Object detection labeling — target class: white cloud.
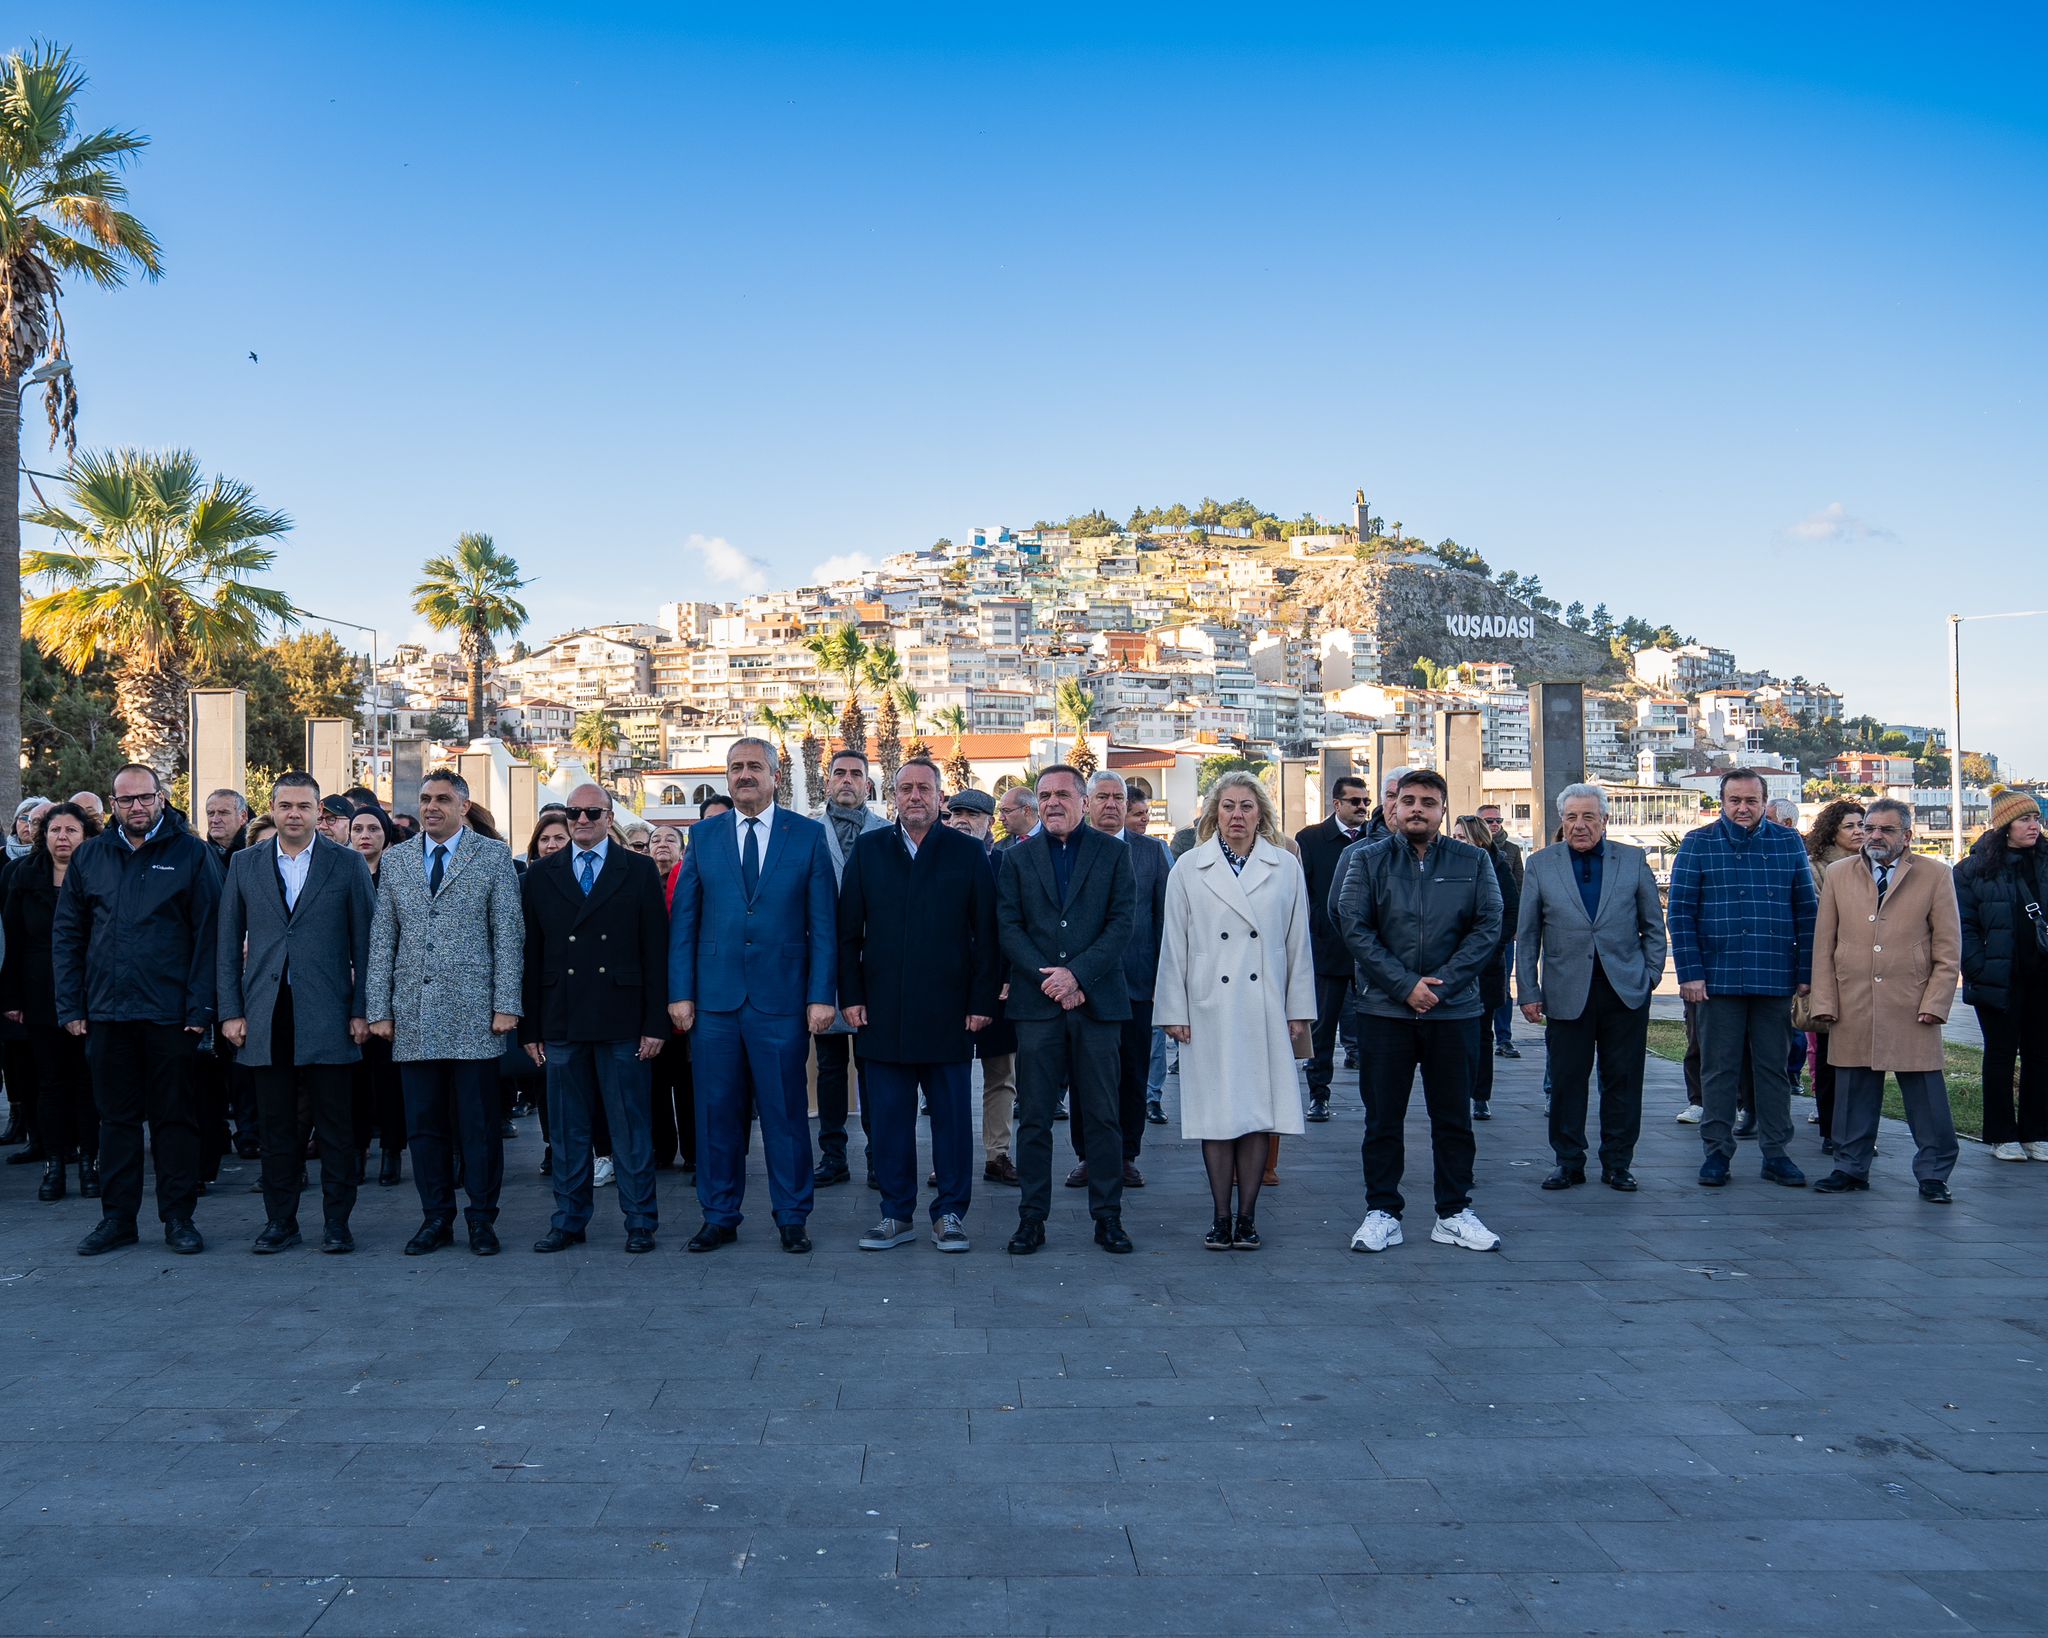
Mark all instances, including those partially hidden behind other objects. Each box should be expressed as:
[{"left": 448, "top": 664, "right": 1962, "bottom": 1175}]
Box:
[
  {"left": 683, "top": 532, "right": 769, "bottom": 594},
  {"left": 811, "top": 552, "right": 876, "bottom": 584},
  {"left": 1786, "top": 502, "right": 1896, "bottom": 544}
]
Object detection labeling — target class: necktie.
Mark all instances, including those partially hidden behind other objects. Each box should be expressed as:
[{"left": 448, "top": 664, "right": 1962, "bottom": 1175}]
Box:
[
  {"left": 1874, "top": 863, "right": 1891, "bottom": 909},
  {"left": 741, "top": 818, "right": 761, "bottom": 897},
  {"left": 578, "top": 851, "right": 596, "bottom": 895},
  {"left": 429, "top": 843, "right": 446, "bottom": 895}
]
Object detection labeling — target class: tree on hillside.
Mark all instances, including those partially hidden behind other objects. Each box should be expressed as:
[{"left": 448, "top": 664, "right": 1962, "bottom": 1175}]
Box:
[
  {"left": 935, "top": 704, "right": 973, "bottom": 794},
  {"left": 23, "top": 448, "right": 295, "bottom": 779},
  {"left": 412, "top": 532, "right": 528, "bottom": 738},
  {"left": 864, "top": 641, "right": 903, "bottom": 789},
  {"left": 1, "top": 41, "right": 164, "bottom": 820}
]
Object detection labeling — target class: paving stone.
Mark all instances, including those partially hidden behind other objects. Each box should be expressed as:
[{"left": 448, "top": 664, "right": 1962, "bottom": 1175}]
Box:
[
  {"left": 0, "top": 1573, "right": 339, "bottom": 1636},
  {"left": 304, "top": 1576, "right": 702, "bottom": 1636},
  {"left": 1500, "top": 1568, "right": 1973, "bottom": 1633},
  {"left": 689, "top": 1574, "right": 1005, "bottom": 1636}
]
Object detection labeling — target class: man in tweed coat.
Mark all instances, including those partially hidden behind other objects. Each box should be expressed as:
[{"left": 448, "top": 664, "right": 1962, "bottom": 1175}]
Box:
[
  {"left": 367, "top": 770, "right": 525, "bottom": 1256},
  {"left": 1666, "top": 767, "right": 1818, "bottom": 1190}
]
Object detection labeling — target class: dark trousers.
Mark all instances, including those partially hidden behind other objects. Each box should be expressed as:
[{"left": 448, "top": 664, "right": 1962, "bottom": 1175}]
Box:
[
  {"left": 2, "top": 1034, "right": 38, "bottom": 1140},
  {"left": 1811, "top": 1038, "right": 1835, "bottom": 1139},
  {"left": 1359, "top": 1014, "right": 1477, "bottom": 1220},
  {"left": 190, "top": 1037, "right": 235, "bottom": 1180},
  {"left": 694, "top": 1003, "right": 813, "bottom": 1229},
  {"left": 814, "top": 1032, "right": 868, "bottom": 1161},
  {"left": 1071, "top": 999, "right": 1152, "bottom": 1164},
  {"left": 1544, "top": 966, "right": 1647, "bottom": 1172},
  {"left": 87, "top": 1021, "right": 201, "bottom": 1225},
  {"left": 1468, "top": 1018, "right": 1496, "bottom": 1104},
  {"left": 1977, "top": 999, "right": 2048, "bottom": 1146},
  {"left": 1306, "top": 972, "right": 1354, "bottom": 1095},
  {"left": 865, "top": 1058, "right": 972, "bottom": 1224},
  {"left": 252, "top": 986, "right": 358, "bottom": 1231},
  {"left": 1683, "top": 999, "right": 1756, "bottom": 1114},
  {"left": 1699, "top": 994, "right": 1794, "bottom": 1160},
  {"left": 401, "top": 1058, "right": 503, "bottom": 1226},
  {"left": 1832, "top": 1066, "right": 1958, "bottom": 1182},
  {"left": 353, "top": 1034, "right": 405, "bottom": 1154},
  {"left": 546, "top": 1040, "right": 657, "bottom": 1233},
  {"left": 1016, "top": 1012, "right": 1123, "bottom": 1225},
  {"left": 29, "top": 1024, "right": 95, "bottom": 1159},
  {"left": 648, "top": 1033, "right": 695, "bottom": 1169}
]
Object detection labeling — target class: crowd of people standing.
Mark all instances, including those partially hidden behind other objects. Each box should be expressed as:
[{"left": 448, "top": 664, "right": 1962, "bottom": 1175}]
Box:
[{"left": 1, "top": 750, "right": 2038, "bottom": 1262}]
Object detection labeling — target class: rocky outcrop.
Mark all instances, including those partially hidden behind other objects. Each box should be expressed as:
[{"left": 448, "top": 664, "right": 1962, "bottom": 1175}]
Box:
[{"left": 1282, "top": 557, "right": 1623, "bottom": 685}]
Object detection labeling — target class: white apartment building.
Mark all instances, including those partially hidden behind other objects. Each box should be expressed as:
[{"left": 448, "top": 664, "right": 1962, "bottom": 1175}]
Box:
[
  {"left": 1632, "top": 643, "right": 1736, "bottom": 694},
  {"left": 1755, "top": 679, "right": 1846, "bottom": 723},
  {"left": 1585, "top": 692, "right": 1633, "bottom": 779},
  {"left": 496, "top": 698, "right": 574, "bottom": 745},
  {"left": 1248, "top": 630, "right": 1320, "bottom": 693},
  {"left": 1319, "top": 629, "right": 1381, "bottom": 690},
  {"left": 502, "top": 630, "right": 653, "bottom": 708},
  {"left": 1695, "top": 689, "right": 1767, "bottom": 755}
]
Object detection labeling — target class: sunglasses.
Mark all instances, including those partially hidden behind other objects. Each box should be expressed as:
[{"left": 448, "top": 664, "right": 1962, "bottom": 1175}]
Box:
[{"left": 564, "top": 805, "right": 610, "bottom": 822}]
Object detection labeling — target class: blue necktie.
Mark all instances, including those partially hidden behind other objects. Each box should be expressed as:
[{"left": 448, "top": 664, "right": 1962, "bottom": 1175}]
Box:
[
  {"left": 578, "top": 851, "right": 596, "bottom": 895},
  {"left": 429, "top": 843, "right": 446, "bottom": 895},
  {"left": 741, "top": 818, "right": 761, "bottom": 897}
]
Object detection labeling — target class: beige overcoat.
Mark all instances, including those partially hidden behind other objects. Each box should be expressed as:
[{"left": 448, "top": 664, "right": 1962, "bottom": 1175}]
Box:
[{"left": 1808, "top": 852, "right": 1961, "bottom": 1073}]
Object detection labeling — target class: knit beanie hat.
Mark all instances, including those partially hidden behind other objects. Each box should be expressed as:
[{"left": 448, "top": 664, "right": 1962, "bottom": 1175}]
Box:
[{"left": 1989, "top": 787, "right": 2042, "bottom": 833}]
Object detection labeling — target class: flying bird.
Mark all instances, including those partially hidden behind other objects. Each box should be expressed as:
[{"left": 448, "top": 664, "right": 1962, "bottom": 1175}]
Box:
[{"left": 248, "top": 351, "right": 259, "bottom": 363}]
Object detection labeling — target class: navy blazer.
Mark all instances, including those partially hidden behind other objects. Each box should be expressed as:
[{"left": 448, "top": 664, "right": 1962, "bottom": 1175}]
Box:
[
  {"left": 521, "top": 843, "right": 671, "bottom": 1044},
  {"left": 667, "top": 806, "right": 837, "bottom": 1017}
]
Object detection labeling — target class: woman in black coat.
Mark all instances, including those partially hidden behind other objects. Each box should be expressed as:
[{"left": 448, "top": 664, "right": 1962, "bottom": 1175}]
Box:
[
  {"left": 1955, "top": 792, "right": 2047, "bottom": 1160},
  {"left": 1457, "top": 816, "right": 1521, "bottom": 1120},
  {"left": 1, "top": 803, "right": 103, "bottom": 1200},
  {"left": 348, "top": 808, "right": 409, "bottom": 1185}
]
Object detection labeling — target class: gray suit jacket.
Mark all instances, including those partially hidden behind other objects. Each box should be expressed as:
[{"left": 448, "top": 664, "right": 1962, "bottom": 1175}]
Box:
[
  {"left": 365, "top": 829, "right": 525, "bottom": 1062},
  {"left": 1514, "top": 838, "right": 1667, "bottom": 1020},
  {"left": 818, "top": 804, "right": 888, "bottom": 1033},
  {"left": 216, "top": 835, "right": 376, "bottom": 1067},
  {"left": 996, "top": 825, "right": 1135, "bottom": 1024}
]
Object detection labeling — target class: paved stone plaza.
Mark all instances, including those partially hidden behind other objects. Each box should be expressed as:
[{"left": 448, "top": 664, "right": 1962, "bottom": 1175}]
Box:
[{"left": 0, "top": 1043, "right": 2042, "bottom": 1636}]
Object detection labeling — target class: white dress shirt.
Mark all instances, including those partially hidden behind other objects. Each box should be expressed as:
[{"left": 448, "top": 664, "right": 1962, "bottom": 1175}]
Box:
[
  {"left": 276, "top": 837, "right": 315, "bottom": 913},
  {"left": 572, "top": 836, "right": 609, "bottom": 886}
]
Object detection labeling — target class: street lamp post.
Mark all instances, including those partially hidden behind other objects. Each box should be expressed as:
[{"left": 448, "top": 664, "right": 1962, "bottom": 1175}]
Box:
[
  {"left": 294, "top": 608, "right": 382, "bottom": 796},
  {"left": 1946, "top": 608, "right": 2048, "bottom": 862}
]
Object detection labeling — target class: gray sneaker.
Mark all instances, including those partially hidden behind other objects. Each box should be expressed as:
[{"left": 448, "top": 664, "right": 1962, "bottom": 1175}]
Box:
[
  {"left": 859, "top": 1216, "right": 917, "bottom": 1250},
  {"left": 932, "top": 1214, "right": 970, "bottom": 1253}
]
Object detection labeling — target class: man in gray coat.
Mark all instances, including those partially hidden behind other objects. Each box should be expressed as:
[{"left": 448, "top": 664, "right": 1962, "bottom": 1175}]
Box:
[
  {"left": 1515, "top": 784, "right": 1666, "bottom": 1193},
  {"left": 217, "top": 772, "right": 376, "bottom": 1254},
  {"left": 813, "top": 748, "right": 889, "bottom": 1187},
  {"left": 366, "top": 769, "right": 524, "bottom": 1257}
]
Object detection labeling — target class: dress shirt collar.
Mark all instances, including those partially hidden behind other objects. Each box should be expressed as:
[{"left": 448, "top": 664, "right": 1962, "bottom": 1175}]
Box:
[
  {"left": 573, "top": 836, "right": 609, "bottom": 874},
  {"left": 734, "top": 804, "right": 775, "bottom": 847}
]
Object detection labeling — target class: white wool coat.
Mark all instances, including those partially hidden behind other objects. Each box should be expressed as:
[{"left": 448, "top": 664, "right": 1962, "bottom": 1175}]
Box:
[{"left": 1153, "top": 835, "right": 1316, "bottom": 1141}]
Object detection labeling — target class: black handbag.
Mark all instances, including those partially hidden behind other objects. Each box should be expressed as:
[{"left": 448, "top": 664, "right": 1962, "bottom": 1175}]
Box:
[{"left": 2026, "top": 900, "right": 2048, "bottom": 956}]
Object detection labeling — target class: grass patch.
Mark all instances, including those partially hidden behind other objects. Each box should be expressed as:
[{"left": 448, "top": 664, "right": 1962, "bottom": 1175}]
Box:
[{"left": 1642, "top": 1017, "right": 1986, "bottom": 1140}]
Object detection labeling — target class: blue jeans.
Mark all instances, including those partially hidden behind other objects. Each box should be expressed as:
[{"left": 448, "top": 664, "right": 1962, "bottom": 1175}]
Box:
[
  {"left": 1492, "top": 1001, "right": 1515, "bottom": 1048},
  {"left": 863, "top": 1058, "right": 972, "bottom": 1224},
  {"left": 545, "top": 1040, "right": 657, "bottom": 1233},
  {"left": 1147, "top": 1026, "right": 1168, "bottom": 1099},
  {"left": 693, "top": 1003, "right": 813, "bottom": 1228}
]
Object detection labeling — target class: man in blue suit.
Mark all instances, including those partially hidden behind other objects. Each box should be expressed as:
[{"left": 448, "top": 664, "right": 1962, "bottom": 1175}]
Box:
[{"left": 667, "top": 737, "right": 838, "bottom": 1254}]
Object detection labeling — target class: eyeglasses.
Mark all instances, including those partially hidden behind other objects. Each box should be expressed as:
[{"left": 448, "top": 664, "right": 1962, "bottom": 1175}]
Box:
[
  {"left": 564, "top": 805, "right": 610, "bottom": 821},
  {"left": 112, "top": 792, "right": 160, "bottom": 807}
]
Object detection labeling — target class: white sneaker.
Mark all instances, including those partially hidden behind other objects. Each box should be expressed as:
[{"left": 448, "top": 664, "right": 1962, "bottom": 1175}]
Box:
[
  {"left": 592, "top": 1156, "right": 616, "bottom": 1188},
  {"left": 1349, "top": 1211, "right": 1403, "bottom": 1253},
  {"left": 1993, "top": 1142, "right": 2029, "bottom": 1162},
  {"left": 1431, "top": 1209, "right": 1501, "bottom": 1252},
  {"left": 859, "top": 1216, "right": 917, "bottom": 1250},
  {"left": 1675, "top": 1104, "right": 1704, "bottom": 1125},
  {"left": 2024, "top": 1142, "right": 2048, "bottom": 1162}
]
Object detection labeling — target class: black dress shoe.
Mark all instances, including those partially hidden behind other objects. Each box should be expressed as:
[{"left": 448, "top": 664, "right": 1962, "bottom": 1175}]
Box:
[
  {"left": 1230, "top": 1214, "right": 1260, "bottom": 1250},
  {"left": 1094, "top": 1217, "right": 1134, "bottom": 1254},
  {"left": 1541, "top": 1165, "right": 1586, "bottom": 1190},
  {"left": 1919, "top": 1179, "right": 1953, "bottom": 1204},
  {"left": 1472, "top": 1100, "right": 1491, "bottom": 1121},
  {"left": 687, "top": 1222, "right": 737, "bottom": 1253},
  {"left": 1122, "top": 1162, "right": 1144, "bottom": 1188},
  {"left": 1734, "top": 1114, "right": 1758, "bottom": 1139},
  {"left": 78, "top": 1158, "right": 100, "bottom": 1198},
  {"left": 164, "top": 1217, "right": 204, "bottom": 1255},
  {"left": 0, "top": 1117, "right": 24, "bottom": 1146},
  {"left": 1306, "top": 1097, "right": 1331, "bottom": 1122},
  {"left": 1007, "top": 1219, "right": 1045, "bottom": 1255},
  {"left": 1146, "top": 1099, "right": 1168, "bottom": 1125},
  {"left": 625, "top": 1227, "right": 657, "bottom": 1253},
  {"left": 984, "top": 1154, "right": 1019, "bottom": 1185},
  {"left": 7, "top": 1143, "right": 47, "bottom": 1164},
  {"left": 499, "top": 1119, "right": 517, "bottom": 1139},
  {"left": 539, "top": 1145, "right": 552, "bottom": 1178},
  {"left": 77, "top": 1216, "right": 139, "bottom": 1257},
  {"left": 1065, "top": 1162, "right": 1089, "bottom": 1188},
  {"left": 1601, "top": 1168, "right": 1639, "bottom": 1192},
  {"left": 532, "top": 1227, "right": 586, "bottom": 1253},
  {"left": 1814, "top": 1170, "right": 1870, "bottom": 1193},
  {"left": 404, "top": 1219, "right": 454, "bottom": 1256},
  {"left": 814, "top": 1158, "right": 850, "bottom": 1186},
  {"left": 252, "top": 1221, "right": 301, "bottom": 1254},
  {"left": 469, "top": 1223, "right": 501, "bottom": 1256},
  {"left": 321, "top": 1224, "right": 355, "bottom": 1254},
  {"left": 234, "top": 1132, "right": 262, "bottom": 1160},
  {"left": 378, "top": 1150, "right": 402, "bottom": 1186},
  {"left": 779, "top": 1223, "right": 811, "bottom": 1254},
  {"left": 37, "top": 1158, "right": 65, "bottom": 1202}
]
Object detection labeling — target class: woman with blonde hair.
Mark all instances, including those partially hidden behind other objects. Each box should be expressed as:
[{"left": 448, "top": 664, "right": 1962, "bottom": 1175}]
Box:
[{"left": 1153, "top": 771, "right": 1317, "bottom": 1249}]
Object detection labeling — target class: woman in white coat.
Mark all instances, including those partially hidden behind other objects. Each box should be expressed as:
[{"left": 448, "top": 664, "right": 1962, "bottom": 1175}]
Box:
[{"left": 1154, "top": 771, "right": 1317, "bottom": 1250}]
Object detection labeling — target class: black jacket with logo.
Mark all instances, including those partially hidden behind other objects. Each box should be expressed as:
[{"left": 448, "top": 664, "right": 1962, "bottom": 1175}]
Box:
[{"left": 53, "top": 807, "right": 223, "bottom": 1029}]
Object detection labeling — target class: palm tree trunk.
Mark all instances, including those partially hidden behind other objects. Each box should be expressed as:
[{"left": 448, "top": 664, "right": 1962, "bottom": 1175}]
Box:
[
  {"left": 468, "top": 661, "right": 484, "bottom": 741},
  {"left": 116, "top": 661, "right": 186, "bottom": 783},
  {"left": 0, "top": 374, "right": 22, "bottom": 819}
]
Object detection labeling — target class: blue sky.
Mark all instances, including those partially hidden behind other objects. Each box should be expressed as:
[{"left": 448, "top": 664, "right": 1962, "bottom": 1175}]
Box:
[{"left": 29, "top": 3, "right": 2048, "bottom": 772}]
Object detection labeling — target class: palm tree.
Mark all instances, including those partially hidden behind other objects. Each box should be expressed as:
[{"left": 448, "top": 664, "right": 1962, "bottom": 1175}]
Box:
[
  {"left": 750, "top": 703, "right": 796, "bottom": 807},
  {"left": 2, "top": 43, "right": 164, "bottom": 818},
  {"left": 570, "top": 708, "right": 621, "bottom": 766},
  {"left": 412, "top": 533, "right": 529, "bottom": 740},
  {"left": 790, "top": 690, "right": 836, "bottom": 809},
  {"left": 1056, "top": 678, "right": 1097, "bottom": 778},
  {"left": 22, "top": 448, "right": 293, "bottom": 779},
  {"left": 896, "top": 684, "right": 930, "bottom": 760},
  {"left": 864, "top": 642, "right": 904, "bottom": 790},
  {"left": 935, "top": 704, "right": 973, "bottom": 794},
  {"left": 803, "top": 622, "right": 869, "bottom": 753}
]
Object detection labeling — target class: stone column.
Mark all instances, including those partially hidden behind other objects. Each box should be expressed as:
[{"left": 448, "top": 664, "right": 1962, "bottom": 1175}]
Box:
[{"left": 1529, "top": 682, "right": 1586, "bottom": 839}]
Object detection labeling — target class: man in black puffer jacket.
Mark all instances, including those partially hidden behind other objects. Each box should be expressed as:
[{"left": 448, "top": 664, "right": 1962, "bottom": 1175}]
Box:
[{"left": 53, "top": 765, "right": 223, "bottom": 1257}]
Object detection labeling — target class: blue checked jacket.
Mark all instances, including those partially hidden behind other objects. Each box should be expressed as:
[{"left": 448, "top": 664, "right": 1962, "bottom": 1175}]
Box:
[{"left": 1666, "top": 817, "right": 1817, "bottom": 996}]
